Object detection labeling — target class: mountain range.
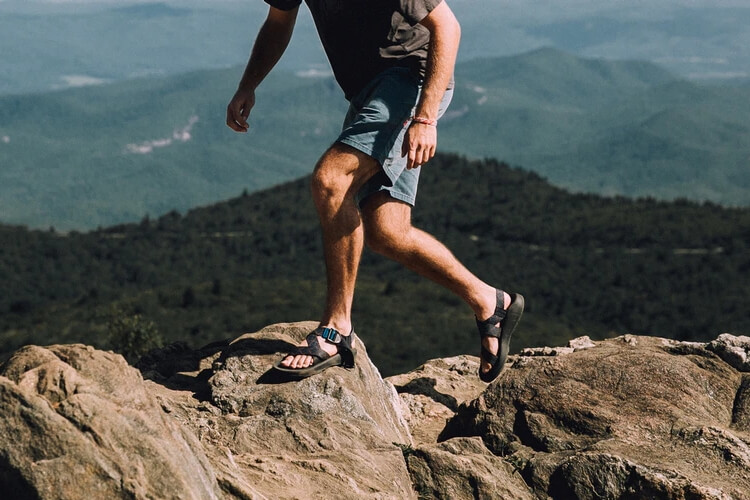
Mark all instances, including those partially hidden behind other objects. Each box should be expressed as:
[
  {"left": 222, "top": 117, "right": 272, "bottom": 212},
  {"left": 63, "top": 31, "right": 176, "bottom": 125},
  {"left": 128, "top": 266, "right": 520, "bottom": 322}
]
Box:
[{"left": 1, "top": 48, "right": 749, "bottom": 230}]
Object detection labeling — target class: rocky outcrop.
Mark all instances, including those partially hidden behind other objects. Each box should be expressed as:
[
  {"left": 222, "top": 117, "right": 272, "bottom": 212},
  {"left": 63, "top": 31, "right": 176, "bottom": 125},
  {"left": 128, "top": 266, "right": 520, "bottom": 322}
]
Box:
[
  {"left": 0, "top": 344, "right": 221, "bottom": 500},
  {"left": 708, "top": 334, "right": 750, "bottom": 372},
  {"left": 386, "top": 356, "right": 535, "bottom": 499},
  {"left": 135, "top": 321, "right": 414, "bottom": 499},
  {"left": 386, "top": 355, "right": 487, "bottom": 444},
  {"left": 1, "top": 325, "right": 750, "bottom": 499},
  {"left": 442, "top": 334, "right": 750, "bottom": 499}
]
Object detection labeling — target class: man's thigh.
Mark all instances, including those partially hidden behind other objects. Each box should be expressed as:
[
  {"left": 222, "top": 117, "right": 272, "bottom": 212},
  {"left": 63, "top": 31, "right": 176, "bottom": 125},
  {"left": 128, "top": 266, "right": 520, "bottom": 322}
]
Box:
[{"left": 315, "top": 142, "right": 382, "bottom": 194}]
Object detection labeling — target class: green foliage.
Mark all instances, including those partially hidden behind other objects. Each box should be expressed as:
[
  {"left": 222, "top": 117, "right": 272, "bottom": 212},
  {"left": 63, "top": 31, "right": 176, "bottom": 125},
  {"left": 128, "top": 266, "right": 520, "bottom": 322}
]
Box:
[
  {"left": 1, "top": 154, "right": 750, "bottom": 376},
  {"left": 106, "top": 307, "right": 163, "bottom": 364}
]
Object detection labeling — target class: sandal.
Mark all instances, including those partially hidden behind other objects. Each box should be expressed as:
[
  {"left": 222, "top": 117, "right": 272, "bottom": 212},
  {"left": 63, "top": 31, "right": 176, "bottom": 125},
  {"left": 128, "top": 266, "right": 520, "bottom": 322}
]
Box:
[
  {"left": 476, "top": 290, "right": 524, "bottom": 383},
  {"left": 273, "top": 326, "right": 356, "bottom": 379}
]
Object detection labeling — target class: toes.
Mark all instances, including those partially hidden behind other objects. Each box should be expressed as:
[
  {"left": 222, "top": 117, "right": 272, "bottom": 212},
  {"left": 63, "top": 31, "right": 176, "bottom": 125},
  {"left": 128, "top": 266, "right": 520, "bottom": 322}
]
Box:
[
  {"left": 292, "top": 355, "right": 305, "bottom": 369},
  {"left": 291, "top": 355, "right": 312, "bottom": 369},
  {"left": 280, "top": 354, "right": 314, "bottom": 369}
]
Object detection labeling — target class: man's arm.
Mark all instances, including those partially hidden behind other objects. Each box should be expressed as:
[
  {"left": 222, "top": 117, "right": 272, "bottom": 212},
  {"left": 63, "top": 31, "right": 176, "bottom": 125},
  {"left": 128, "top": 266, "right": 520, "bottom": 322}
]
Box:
[
  {"left": 226, "top": 6, "right": 299, "bottom": 133},
  {"left": 403, "top": 0, "right": 461, "bottom": 169}
]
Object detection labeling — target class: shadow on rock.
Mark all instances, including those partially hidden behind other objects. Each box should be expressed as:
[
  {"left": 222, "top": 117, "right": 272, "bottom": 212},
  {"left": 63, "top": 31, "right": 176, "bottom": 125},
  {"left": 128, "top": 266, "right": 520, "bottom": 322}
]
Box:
[
  {"left": 395, "top": 376, "right": 459, "bottom": 411},
  {"left": 136, "top": 339, "right": 229, "bottom": 402},
  {"left": 216, "top": 337, "right": 296, "bottom": 361}
]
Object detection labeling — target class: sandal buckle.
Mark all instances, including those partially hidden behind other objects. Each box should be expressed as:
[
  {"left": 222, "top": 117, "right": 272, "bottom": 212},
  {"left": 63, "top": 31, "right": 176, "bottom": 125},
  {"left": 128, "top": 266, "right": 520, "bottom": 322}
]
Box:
[{"left": 320, "top": 327, "right": 341, "bottom": 344}]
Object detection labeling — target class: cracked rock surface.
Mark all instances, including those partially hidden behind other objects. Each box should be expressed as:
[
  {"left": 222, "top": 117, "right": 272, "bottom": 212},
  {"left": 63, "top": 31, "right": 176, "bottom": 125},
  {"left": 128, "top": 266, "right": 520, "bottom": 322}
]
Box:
[
  {"left": 2, "top": 325, "right": 749, "bottom": 499},
  {"left": 442, "top": 335, "right": 750, "bottom": 499}
]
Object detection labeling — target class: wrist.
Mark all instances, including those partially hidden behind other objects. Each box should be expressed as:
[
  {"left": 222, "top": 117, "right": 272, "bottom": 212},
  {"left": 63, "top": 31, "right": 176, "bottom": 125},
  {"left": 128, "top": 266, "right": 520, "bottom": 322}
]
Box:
[
  {"left": 237, "top": 83, "right": 257, "bottom": 94},
  {"left": 410, "top": 116, "right": 438, "bottom": 127}
]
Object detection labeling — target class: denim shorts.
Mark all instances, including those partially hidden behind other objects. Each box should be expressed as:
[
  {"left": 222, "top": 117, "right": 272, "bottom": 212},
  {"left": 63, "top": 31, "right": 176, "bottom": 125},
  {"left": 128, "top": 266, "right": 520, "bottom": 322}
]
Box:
[{"left": 336, "top": 67, "right": 454, "bottom": 207}]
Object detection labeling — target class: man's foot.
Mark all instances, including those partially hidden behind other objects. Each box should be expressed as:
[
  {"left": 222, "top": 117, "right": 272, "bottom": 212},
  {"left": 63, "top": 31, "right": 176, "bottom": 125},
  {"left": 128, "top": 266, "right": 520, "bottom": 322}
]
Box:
[
  {"left": 479, "top": 290, "right": 510, "bottom": 374},
  {"left": 476, "top": 289, "right": 524, "bottom": 383},
  {"left": 273, "top": 326, "right": 356, "bottom": 379},
  {"left": 280, "top": 325, "right": 354, "bottom": 368}
]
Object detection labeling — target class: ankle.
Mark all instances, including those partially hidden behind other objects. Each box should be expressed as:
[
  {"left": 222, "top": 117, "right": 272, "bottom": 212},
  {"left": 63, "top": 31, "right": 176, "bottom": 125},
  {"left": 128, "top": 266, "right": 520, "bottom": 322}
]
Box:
[
  {"left": 474, "top": 287, "right": 508, "bottom": 321},
  {"left": 319, "top": 320, "right": 352, "bottom": 336}
]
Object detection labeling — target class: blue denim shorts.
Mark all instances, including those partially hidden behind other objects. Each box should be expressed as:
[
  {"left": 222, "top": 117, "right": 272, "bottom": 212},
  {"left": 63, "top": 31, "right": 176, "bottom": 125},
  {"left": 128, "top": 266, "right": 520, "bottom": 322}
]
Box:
[{"left": 337, "top": 67, "right": 453, "bottom": 207}]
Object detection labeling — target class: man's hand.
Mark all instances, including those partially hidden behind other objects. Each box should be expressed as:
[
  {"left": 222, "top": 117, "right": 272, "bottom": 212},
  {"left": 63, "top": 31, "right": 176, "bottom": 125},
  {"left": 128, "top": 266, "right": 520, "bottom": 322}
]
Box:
[
  {"left": 226, "top": 88, "right": 255, "bottom": 133},
  {"left": 402, "top": 122, "right": 437, "bottom": 169}
]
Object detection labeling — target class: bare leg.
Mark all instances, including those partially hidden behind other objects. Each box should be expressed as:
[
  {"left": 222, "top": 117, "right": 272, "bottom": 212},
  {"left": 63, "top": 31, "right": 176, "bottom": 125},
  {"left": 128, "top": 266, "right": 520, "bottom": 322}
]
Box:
[
  {"left": 281, "top": 143, "right": 380, "bottom": 369},
  {"left": 361, "top": 192, "right": 511, "bottom": 374}
]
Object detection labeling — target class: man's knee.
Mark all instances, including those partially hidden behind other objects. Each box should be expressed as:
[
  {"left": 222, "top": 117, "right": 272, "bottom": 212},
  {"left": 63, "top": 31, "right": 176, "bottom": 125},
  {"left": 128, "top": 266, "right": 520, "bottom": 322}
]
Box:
[
  {"left": 311, "top": 149, "right": 349, "bottom": 203},
  {"left": 311, "top": 143, "right": 379, "bottom": 204}
]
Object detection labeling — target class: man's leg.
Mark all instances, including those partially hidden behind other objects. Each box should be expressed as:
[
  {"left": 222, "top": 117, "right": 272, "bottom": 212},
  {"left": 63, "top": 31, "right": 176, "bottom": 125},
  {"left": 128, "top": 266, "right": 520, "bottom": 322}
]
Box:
[
  {"left": 361, "top": 192, "right": 511, "bottom": 374},
  {"left": 280, "top": 143, "right": 380, "bottom": 369}
]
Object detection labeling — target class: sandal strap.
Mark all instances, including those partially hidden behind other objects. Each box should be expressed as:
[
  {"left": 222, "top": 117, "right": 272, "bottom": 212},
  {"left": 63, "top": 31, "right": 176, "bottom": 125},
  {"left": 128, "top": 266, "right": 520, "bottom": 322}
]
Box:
[
  {"left": 286, "top": 331, "right": 329, "bottom": 360},
  {"left": 476, "top": 289, "right": 508, "bottom": 339},
  {"left": 481, "top": 346, "right": 499, "bottom": 365},
  {"left": 319, "top": 327, "right": 356, "bottom": 369},
  {"left": 285, "top": 327, "right": 356, "bottom": 368}
]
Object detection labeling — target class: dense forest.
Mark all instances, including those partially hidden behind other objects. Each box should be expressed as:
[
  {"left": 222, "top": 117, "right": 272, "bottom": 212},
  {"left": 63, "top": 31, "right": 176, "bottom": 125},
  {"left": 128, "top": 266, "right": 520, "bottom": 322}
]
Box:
[{"left": 2, "top": 153, "right": 749, "bottom": 376}]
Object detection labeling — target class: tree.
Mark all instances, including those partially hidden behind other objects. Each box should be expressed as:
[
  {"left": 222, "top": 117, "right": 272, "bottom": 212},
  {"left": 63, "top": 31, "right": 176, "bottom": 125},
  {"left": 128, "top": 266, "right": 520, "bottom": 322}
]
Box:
[{"left": 107, "top": 307, "right": 163, "bottom": 363}]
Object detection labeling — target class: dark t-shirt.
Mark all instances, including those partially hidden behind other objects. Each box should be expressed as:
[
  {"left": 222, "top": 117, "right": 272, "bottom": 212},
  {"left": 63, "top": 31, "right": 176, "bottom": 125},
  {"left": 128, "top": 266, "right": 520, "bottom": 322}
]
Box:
[{"left": 264, "top": 0, "right": 443, "bottom": 100}]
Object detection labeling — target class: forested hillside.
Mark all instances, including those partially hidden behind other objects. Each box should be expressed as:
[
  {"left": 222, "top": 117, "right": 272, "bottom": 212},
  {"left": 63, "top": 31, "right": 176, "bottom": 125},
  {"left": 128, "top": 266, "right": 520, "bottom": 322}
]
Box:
[
  {"left": 2, "top": 49, "right": 750, "bottom": 230},
  {"left": 2, "top": 154, "right": 749, "bottom": 376}
]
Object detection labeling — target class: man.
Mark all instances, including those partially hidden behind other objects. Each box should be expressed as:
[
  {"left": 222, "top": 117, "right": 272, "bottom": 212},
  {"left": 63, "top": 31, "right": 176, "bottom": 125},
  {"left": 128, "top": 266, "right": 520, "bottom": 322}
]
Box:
[{"left": 226, "top": 0, "right": 523, "bottom": 383}]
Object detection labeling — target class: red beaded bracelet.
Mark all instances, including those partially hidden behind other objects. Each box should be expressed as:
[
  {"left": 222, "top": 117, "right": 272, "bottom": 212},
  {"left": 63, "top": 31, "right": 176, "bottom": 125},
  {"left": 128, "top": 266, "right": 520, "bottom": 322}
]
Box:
[{"left": 410, "top": 116, "right": 438, "bottom": 126}]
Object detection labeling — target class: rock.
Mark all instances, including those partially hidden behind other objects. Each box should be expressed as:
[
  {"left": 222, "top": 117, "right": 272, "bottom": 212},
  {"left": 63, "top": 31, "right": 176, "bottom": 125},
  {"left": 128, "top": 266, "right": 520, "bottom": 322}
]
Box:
[
  {"left": 708, "top": 334, "right": 750, "bottom": 372},
  {"left": 0, "top": 344, "right": 222, "bottom": 500},
  {"left": 520, "top": 346, "right": 575, "bottom": 357},
  {"left": 386, "top": 355, "right": 486, "bottom": 444},
  {"left": 404, "top": 437, "right": 535, "bottom": 500},
  {"left": 549, "top": 453, "right": 737, "bottom": 500},
  {"left": 517, "top": 336, "right": 595, "bottom": 357},
  {"left": 442, "top": 335, "right": 750, "bottom": 499},
  {"left": 197, "top": 322, "right": 415, "bottom": 500},
  {"left": 4, "top": 326, "right": 750, "bottom": 499},
  {"left": 0, "top": 322, "right": 417, "bottom": 500},
  {"left": 619, "top": 333, "right": 639, "bottom": 346},
  {"left": 734, "top": 375, "right": 750, "bottom": 432},
  {"left": 568, "top": 335, "right": 596, "bottom": 351}
]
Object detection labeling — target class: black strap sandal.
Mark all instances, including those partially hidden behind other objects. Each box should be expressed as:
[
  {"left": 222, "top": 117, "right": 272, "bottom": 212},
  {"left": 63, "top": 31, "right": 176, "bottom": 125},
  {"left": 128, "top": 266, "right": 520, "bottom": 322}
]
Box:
[
  {"left": 273, "top": 326, "right": 356, "bottom": 379},
  {"left": 476, "top": 290, "right": 524, "bottom": 383}
]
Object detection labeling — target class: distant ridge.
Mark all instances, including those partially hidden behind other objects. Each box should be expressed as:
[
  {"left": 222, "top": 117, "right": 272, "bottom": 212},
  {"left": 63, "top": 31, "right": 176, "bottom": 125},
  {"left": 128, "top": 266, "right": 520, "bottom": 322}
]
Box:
[
  {"left": 457, "top": 47, "right": 676, "bottom": 107},
  {"left": 1, "top": 48, "right": 749, "bottom": 229}
]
